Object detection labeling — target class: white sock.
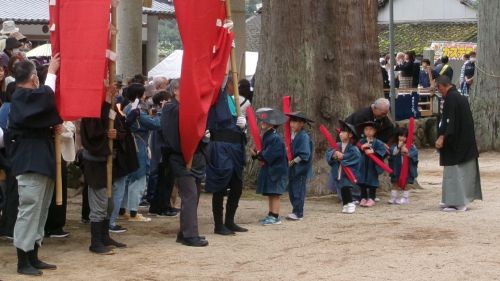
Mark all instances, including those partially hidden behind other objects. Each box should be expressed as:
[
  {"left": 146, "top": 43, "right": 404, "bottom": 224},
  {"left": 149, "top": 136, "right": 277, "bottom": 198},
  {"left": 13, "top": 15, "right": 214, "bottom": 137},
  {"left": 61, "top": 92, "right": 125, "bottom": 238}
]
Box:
[{"left": 403, "top": 191, "right": 410, "bottom": 199}]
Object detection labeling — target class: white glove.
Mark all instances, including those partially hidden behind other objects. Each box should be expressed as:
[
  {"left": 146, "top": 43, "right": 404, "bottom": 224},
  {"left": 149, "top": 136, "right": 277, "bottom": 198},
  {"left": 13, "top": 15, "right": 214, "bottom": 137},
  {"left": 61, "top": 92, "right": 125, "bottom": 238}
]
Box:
[
  {"left": 204, "top": 130, "right": 211, "bottom": 140},
  {"left": 236, "top": 116, "right": 247, "bottom": 129}
]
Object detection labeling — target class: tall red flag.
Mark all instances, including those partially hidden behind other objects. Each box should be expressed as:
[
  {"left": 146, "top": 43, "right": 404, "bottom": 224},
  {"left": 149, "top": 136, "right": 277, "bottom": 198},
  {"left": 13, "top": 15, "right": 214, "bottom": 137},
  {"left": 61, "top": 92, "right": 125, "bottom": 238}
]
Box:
[
  {"left": 175, "top": 0, "right": 234, "bottom": 163},
  {"left": 398, "top": 117, "right": 415, "bottom": 189},
  {"left": 50, "top": 0, "right": 111, "bottom": 120}
]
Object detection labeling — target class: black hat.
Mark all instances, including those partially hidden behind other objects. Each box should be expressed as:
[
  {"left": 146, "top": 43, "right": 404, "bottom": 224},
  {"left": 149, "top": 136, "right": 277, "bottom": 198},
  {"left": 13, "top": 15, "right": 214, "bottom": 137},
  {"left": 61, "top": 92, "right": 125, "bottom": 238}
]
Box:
[
  {"left": 338, "top": 120, "right": 358, "bottom": 138},
  {"left": 356, "top": 121, "right": 379, "bottom": 130},
  {"left": 256, "top": 108, "right": 287, "bottom": 126},
  {"left": 5, "top": 37, "right": 22, "bottom": 50},
  {"left": 285, "top": 111, "right": 314, "bottom": 123}
]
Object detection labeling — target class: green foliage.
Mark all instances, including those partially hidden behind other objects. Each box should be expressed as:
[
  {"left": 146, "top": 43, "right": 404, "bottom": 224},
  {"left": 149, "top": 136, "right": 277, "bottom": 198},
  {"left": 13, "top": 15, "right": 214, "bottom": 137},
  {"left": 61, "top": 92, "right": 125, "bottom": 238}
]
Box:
[{"left": 158, "top": 19, "right": 182, "bottom": 58}]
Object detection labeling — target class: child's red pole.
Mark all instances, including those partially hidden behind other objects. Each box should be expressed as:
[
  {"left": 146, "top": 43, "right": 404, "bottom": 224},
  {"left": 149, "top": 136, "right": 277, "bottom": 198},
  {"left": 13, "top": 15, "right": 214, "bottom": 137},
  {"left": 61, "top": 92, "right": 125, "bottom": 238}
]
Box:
[
  {"left": 356, "top": 143, "right": 394, "bottom": 174},
  {"left": 282, "top": 96, "right": 293, "bottom": 161},
  {"left": 246, "top": 106, "right": 263, "bottom": 151},
  {"left": 398, "top": 117, "right": 415, "bottom": 189},
  {"left": 319, "top": 124, "right": 357, "bottom": 184}
]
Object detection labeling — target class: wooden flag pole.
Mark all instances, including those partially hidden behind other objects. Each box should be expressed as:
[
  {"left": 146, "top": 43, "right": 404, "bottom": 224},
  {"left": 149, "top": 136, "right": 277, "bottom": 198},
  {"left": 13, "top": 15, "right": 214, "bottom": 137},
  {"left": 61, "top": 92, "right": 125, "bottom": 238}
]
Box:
[
  {"left": 106, "top": 2, "right": 118, "bottom": 198},
  {"left": 55, "top": 134, "right": 63, "bottom": 205},
  {"left": 224, "top": 0, "right": 241, "bottom": 117}
]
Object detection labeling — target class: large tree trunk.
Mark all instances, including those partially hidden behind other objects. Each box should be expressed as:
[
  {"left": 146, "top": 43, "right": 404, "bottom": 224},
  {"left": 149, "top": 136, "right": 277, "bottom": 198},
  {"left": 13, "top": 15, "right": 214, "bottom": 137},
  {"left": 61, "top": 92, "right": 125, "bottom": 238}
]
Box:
[
  {"left": 254, "top": 0, "right": 381, "bottom": 155},
  {"left": 470, "top": 1, "right": 500, "bottom": 151}
]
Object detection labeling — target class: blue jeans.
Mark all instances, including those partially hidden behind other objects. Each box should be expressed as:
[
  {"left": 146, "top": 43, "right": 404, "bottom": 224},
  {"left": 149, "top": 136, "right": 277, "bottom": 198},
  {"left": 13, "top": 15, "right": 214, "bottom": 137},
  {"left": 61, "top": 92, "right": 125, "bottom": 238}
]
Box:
[
  {"left": 109, "top": 176, "right": 127, "bottom": 227},
  {"left": 127, "top": 175, "right": 147, "bottom": 212},
  {"left": 288, "top": 176, "right": 307, "bottom": 218}
]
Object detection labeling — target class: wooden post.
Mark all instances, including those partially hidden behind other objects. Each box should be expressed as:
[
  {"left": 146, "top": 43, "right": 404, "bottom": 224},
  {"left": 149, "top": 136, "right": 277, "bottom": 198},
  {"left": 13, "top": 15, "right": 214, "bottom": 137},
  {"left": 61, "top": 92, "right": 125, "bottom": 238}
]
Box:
[
  {"left": 55, "top": 134, "right": 62, "bottom": 205},
  {"left": 106, "top": 3, "right": 118, "bottom": 198},
  {"left": 225, "top": 0, "right": 241, "bottom": 117}
]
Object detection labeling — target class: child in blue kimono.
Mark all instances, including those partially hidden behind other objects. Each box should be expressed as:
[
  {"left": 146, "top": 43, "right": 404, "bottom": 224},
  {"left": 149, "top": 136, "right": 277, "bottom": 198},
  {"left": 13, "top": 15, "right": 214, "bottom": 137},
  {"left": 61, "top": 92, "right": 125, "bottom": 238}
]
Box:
[
  {"left": 284, "top": 112, "right": 314, "bottom": 221},
  {"left": 388, "top": 127, "right": 418, "bottom": 204},
  {"left": 357, "top": 121, "right": 387, "bottom": 207},
  {"left": 325, "top": 120, "right": 361, "bottom": 214},
  {"left": 252, "top": 108, "right": 288, "bottom": 225}
]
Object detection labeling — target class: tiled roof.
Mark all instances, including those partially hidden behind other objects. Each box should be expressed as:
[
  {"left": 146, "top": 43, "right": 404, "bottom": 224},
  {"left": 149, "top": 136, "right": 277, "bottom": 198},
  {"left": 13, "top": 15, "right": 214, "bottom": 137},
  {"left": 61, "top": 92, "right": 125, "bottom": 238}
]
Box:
[{"left": 0, "top": 0, "right": 175, "bottom": 24}]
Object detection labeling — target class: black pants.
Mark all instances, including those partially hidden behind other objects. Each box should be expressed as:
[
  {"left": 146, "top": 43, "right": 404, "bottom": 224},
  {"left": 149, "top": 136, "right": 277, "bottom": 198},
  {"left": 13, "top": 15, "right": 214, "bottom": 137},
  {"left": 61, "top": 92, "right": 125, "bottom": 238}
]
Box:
[
  {"left": 340, "top": 186, "right": 352, "bottom": 206},
  {"left": 0, "top": 174, "right": 18, "bottom": 237},
  {"left": 359, "top": 184, "right": 377, "bottom": 200},
  {"left": 178, "top": 175, "right": 201, "bottom": 238},
  {"left": 82, "top": 181, "right": 90, "bottom": 221},
  {"left": 149, "top": 162, "right": 175, "bottom": 214},
  {"left": 212, "top": 173, "right": 243, "bottom": 226},
  {"left": 45, "top": 162, "right": 68, "bottom": 233}
]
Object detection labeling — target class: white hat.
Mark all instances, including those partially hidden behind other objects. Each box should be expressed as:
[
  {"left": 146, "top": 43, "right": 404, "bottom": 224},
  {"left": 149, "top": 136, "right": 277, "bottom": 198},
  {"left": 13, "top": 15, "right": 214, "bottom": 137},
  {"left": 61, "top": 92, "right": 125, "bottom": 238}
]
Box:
[{"left": 1, "top": 21, "right": 19, "bottom": 35}]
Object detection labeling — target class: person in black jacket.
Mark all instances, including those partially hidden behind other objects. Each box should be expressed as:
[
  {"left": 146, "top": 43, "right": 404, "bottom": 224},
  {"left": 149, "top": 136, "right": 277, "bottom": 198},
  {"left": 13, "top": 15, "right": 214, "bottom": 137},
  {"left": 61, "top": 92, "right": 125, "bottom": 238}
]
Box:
[
  {"left": 9, "top": 57, "right": 61, "bottom": 276},
  {"left": 435, "top": 75, "right": 482, "bottom": 212}
]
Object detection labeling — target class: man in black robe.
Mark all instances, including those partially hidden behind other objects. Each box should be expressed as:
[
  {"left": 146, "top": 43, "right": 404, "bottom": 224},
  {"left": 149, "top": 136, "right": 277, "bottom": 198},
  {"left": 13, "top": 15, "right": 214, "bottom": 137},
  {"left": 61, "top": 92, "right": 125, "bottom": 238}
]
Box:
[
  {"left": 345, "top": 98, "right": 395, "bottom": 144},
  {"left": 9, "top": 57, "right": 61, "bottom": 276},
  {"left": 435, "top": 75, "right": 482, "bottom": 212}
]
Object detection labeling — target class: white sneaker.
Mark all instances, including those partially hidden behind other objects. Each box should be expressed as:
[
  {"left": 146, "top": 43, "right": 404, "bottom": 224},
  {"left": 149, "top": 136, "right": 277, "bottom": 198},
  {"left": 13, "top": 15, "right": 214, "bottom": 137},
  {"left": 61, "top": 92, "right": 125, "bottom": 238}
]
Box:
[
  {"left": 388, "top": 190, "right": 398, "bottom": 204},
  {"left": 396, "top": 198, "right": 409, "bottom": 205},
  {"left": 439, "top": 202, "right": 448, "bottom": 208},
  {"left": 286, "top": 213, "right": 302, "bottom": 221},
  {"left": 342, "top": 205, "right": 348, "bottom": 213},
  {"left": 346, "top": 203, "right": 356, "bottom": 214}
]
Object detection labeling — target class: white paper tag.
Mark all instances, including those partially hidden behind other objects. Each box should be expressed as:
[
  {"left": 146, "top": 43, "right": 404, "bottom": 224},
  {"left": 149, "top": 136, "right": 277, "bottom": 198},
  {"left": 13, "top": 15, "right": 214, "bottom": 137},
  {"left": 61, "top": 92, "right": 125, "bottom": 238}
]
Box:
[
  {"left": 131, "top": 98, "right": 140, "bottom": 110},
  {"left": 106, "top": 50, "right": 117, "bottom": 62},
  {"left": 50, "top": 24, "right": 56, "bottom": 32},
  {"left": 49, "top": 0, "right": 56, "bottom": 6},
  {"left": 109, "top": 109, "right": 117, "bottom": 120}
]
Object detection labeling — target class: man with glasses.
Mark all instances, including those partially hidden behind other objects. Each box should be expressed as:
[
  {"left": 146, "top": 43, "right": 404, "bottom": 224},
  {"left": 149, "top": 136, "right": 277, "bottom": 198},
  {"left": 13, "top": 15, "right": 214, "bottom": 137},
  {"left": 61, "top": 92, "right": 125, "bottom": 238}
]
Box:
[{"left": 345, "top": 98, "right": 395, "bottom": 143}]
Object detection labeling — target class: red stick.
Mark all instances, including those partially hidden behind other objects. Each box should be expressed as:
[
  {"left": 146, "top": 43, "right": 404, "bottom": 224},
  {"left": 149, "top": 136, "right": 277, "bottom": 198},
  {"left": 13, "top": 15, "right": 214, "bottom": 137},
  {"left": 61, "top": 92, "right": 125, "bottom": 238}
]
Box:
[
  {"left": 246, "top": 106, "right": 262, "bottom": 151},
  {"left": 319, "top": 125, "right": 357, "bottom": 184},
  {"left": 282, "top": 96, "right": 293, "bottom": 161},
  {"left": 398, "top": 117, "right": 415, "bottom": 189},
  {"left": 356, "top": 143, "right": 393, "bottom": 174}
]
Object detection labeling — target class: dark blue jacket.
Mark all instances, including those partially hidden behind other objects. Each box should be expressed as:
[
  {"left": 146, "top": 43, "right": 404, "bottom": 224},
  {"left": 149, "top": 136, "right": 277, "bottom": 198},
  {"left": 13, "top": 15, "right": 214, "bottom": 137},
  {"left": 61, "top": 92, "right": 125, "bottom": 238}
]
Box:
[
  {"left": 325, "top": 142, "right": 360, "bottom": 190},
  {"left": 256, "top": 128, "right": 288, "bottom": 195},
  {"left": 289, "top": 129, "right": 313, "bottom": 179},
  {"left": 388, "top": 144, "right": 418, "bottom": 184},
  {"left": 358, "top": 138, "right": 386, "bottom": 187}
]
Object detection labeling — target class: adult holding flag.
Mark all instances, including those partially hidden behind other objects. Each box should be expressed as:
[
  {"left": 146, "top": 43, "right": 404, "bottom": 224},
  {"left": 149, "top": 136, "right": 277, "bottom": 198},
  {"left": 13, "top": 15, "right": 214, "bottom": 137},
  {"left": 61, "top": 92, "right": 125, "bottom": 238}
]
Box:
[
  {"left": 10, "top": 56, "right": 62, "bottom": 276},
  {"left": 169, "top": 0, "right": 235, "bottom": 245}
]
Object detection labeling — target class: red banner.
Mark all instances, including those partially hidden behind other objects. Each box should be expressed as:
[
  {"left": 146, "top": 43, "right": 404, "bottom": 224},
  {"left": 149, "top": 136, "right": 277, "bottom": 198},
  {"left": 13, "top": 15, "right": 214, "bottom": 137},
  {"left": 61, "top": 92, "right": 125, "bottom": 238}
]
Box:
[
  {"left": 246, "top": 106, "right": 262, "bottom": 152},
  {"left": 51, "top": 0, "right": 110, "bottom": 120},
  {"left": 175, "top": 0, "right": 234, "bottom": 163},
  {"left": 282, "top": 96, "right": 292, "bottom": 161},
  {"left": 398, "top": 117, "right": 415, "bottom": 189}
]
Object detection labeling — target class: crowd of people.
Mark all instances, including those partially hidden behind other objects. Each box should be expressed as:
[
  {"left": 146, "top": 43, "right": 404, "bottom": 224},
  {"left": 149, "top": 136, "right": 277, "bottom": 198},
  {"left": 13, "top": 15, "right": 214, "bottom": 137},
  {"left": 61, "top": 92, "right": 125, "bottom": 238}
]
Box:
[
  {"left": 0, "top": 19, "right": 483, "bottom": 277},
  {"left": 379, "top": 50, "right": 477, "bottom": 97}
]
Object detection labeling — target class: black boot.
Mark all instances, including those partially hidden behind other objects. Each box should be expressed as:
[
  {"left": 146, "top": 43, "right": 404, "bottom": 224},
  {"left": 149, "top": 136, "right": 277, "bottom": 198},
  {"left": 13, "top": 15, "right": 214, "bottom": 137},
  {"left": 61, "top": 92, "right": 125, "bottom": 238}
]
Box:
[
  {"left": 101, "top": 219, "right": 126, "bottom": 248},
  {"left": 28, "top": 244, "right": 57, "bottom": 270},
  {"left": 212, "top": 194, "right": 234, "bottom": 235},
  {"left": 225, "top": 198, "right": 248, "bottom": 232},
  {"left": 89, "top": 222, "right": 114, "bottom": 255},
  {"left": 17, "top": 248, "right": 42, "bottom": 276}
]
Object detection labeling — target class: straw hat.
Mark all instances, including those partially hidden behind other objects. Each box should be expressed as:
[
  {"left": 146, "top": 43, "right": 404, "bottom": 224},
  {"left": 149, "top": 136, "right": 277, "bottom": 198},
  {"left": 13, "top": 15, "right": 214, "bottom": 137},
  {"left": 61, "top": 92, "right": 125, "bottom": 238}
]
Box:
[{"left": 1, "top": 21, "right": 19, "bottom": 35}]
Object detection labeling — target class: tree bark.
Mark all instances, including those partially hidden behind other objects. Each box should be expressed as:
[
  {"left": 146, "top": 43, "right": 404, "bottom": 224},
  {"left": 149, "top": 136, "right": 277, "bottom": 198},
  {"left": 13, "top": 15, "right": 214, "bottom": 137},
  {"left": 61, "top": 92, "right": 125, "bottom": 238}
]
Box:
[
  {"left": 117, "top": 0, "right": 143, "bottom": 80},
  {"left": 470, "top": 1, "right": 500, "bottom": 151},
  {"left": 253, "top": 0, "right": 382, "bottom": 155}
]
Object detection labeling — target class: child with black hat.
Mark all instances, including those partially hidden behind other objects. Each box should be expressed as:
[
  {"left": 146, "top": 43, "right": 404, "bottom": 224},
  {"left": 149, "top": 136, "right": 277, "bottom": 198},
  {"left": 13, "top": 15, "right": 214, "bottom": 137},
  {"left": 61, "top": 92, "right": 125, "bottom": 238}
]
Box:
[
  {"left": 252, "top": 108, "right": 288, "bottom": 225},
  {"left": 325, "top": 120, "right": 361, "bottom": 214},
  {"left": 284, "top": 111, "right": 314, "bottom": 221},
  {"left": 388, "top": 127, "right": 418, "bottom": 204},
  {"left": 357, "top": 121, "right": 387, "bottom": 207}
]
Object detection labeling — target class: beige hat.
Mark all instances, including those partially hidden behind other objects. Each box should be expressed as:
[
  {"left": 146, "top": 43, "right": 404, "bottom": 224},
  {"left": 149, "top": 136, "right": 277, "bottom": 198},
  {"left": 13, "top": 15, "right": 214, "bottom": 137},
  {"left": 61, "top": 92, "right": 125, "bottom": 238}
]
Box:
[
  {"left": 10, "top": 31, "right": 26, "bottom": 41},
  {"left": 1, "top": 20, "right": 19, "bottom": 35}
]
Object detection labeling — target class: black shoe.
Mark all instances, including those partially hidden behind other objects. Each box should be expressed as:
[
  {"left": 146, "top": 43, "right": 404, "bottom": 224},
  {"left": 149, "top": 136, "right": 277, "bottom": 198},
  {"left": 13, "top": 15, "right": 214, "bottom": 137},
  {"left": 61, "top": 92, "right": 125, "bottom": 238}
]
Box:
[
  {"left": 119, "top": 208, "right": 126, "bottom": 216},
  {"left": 181, "top": 237, "right": 209, "bottom": 247},
  {"left": 176, "top": 232, "right": 205, "bottom": 243},
  {"left": 225, "top": 222, "right": 248, "bottom": 232},
  {"left": 89, "top": 222, "right": 114, "bottom": 255},
  {"left": 109, "top": 225, "right": 127, "bottom": 233},
  {"left": 102, "top": 220, "right": 127, "bottom": 248},
  {"left": 47, "top": 229, "right": 70, "bottom": 238},
  {"left": 160, "top": 210, "right": 179, "bottom": 217},
  {"left": 28, "top": 244, "right": 57, "bottom": 270},
  {"left": 17, "top": 248, "right": 42, "bottom": 276},
  {"left": 214, "top": 225, "right": 235, "bottom": 236},
  {"left": 81, "top": 218, "right": 90, "bottom": 224}
]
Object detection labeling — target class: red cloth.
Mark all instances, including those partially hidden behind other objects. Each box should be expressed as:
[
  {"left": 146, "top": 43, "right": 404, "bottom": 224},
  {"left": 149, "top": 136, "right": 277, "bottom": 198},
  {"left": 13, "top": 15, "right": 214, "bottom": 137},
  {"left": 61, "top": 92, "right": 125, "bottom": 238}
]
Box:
[
  {"left": 399, "top": 117, "right": 415, "bottom": 189},
  {"left": 246, "top": 106, "right": 262, "bottom": 151},
  {"left": 282, "top": 96, "right": 292, "bottom": 161},
  {"left": 51, "top": 0, "right": 110, "bottom": 120},
  {"left": 49, "top": 0, "right": 60, "bottom": 103},
  {"left": 175, "top": 0, "right": 234, "bottom": 163}
]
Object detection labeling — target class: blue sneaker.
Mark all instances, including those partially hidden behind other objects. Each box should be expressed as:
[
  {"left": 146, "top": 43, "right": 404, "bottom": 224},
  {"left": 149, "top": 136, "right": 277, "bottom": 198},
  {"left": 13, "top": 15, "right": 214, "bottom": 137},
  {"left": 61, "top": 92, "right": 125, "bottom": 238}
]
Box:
[
  {"left": 259, "top": 215, "right": 273, "bottom": 223},
  {"left": 261, "top": 216, "right": 282, "bottom": 226}
]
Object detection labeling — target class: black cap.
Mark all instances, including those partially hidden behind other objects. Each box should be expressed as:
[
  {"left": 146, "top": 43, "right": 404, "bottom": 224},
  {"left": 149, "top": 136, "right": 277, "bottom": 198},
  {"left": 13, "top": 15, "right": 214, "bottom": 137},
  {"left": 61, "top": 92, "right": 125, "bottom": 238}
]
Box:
[
  {"left": 5, "top": 37, "right": 22, "bottom": 50},
  {"left": 339, "top": 120, "right": 358, "bottom": 138},
  {"left": 356, "top": 121, "right": 379, "bottom": 130},
  {"left": 256, "top": 108, "right": 287, "bottom": 126},
  {"left": 285, "top": 111, "right": 314, "bottom": 123}
]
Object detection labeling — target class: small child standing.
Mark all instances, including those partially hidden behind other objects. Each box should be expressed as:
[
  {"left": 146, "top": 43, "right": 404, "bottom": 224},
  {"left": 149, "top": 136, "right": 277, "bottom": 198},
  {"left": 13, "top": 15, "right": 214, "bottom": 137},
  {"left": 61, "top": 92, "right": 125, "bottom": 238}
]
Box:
[
  {"left": 388, "top": 127, "right": 419, "bottom": 204},
  {"left": 325, "top": 120, "right": 361, "bottom": 214},
  {"left": 357, "top": 121, "right": 387, "bottom": 207},
  {"left": 284, "top": 112, "right": 314, "bottom": 221},
  {"left": 252, "top": 108, "right": 288, "bottom": 225}
]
